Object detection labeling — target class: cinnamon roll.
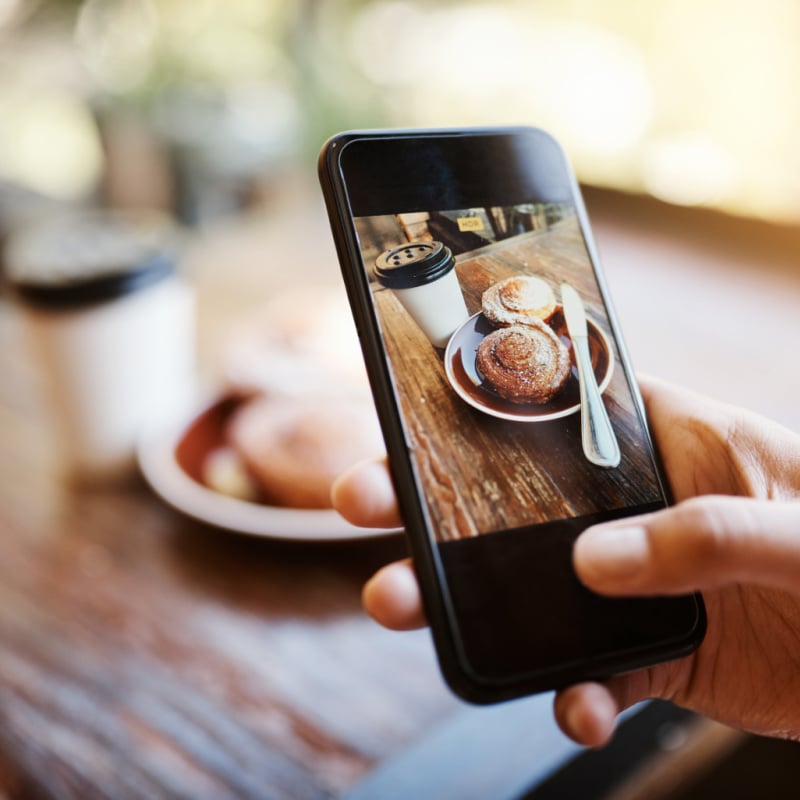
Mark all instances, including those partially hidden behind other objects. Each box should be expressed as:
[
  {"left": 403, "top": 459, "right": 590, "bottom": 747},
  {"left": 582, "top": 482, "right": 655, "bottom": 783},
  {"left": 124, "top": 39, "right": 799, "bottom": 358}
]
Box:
[{"left": 476, "top": 322, "right": 571, "bottom": 404}]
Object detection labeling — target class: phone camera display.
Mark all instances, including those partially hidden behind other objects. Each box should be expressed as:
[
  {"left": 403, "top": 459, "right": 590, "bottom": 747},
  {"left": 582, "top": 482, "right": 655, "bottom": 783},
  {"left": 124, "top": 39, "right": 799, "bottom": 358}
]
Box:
[{"left": 355, "top": 203, "right": 660, "bottom": 543}]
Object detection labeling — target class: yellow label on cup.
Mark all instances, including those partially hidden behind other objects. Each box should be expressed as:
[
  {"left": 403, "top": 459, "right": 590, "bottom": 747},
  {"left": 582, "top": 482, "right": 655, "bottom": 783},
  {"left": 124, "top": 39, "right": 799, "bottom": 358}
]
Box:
[{"left": 457, "top": 216, "right": 484, "bottom": 232}]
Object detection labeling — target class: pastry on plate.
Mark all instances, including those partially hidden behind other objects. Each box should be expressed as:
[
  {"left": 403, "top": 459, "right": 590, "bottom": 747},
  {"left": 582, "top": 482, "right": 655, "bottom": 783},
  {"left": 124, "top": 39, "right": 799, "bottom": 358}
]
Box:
[
  {"left": 482, "top": 275, "right": 557, "bottom": 327},
  {"left": 476, "top": 322, "right": 571, "bottom": 404},
  {"left": 226, "top": 394, "right": 384, "bottom": 509}
]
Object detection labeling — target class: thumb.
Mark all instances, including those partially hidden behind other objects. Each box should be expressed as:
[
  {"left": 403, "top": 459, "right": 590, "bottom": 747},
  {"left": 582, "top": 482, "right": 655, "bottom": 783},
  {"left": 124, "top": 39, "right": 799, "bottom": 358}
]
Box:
[{"left": 574, "top": 496, "right": 800, "bottom": 596}]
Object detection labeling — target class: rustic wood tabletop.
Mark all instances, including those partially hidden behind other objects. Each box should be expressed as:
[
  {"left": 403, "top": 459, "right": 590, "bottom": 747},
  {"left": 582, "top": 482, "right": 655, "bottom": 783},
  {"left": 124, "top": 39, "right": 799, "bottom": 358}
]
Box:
[
  {"left": 0, "top": 187, "right": 466, "bottom": 798},
  {"left": 0, "top": 303, "right": 468, "bottom": 798},
  {"left": 0, "top": 180, "right": 798, "bottom": 799}
]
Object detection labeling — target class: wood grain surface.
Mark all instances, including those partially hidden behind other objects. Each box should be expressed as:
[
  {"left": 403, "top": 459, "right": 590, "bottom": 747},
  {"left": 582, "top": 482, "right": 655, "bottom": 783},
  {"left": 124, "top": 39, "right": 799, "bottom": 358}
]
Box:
[
  {"left": 0, "top": 321, "right": 461, "bottom": 798},
  {"left": 1, "top": 179, "right": 798, "bottom": 798},
  {"left": 373, "top": 216, "right": 662, "bottom": 541},
  {"left": 0, "top": 211, "right": 460, "bottom": 798}
]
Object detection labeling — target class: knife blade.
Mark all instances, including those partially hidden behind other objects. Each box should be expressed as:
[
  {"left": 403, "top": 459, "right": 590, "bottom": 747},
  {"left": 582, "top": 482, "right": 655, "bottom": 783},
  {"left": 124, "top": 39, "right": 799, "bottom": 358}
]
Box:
[{"left": 561, "top": 284, "right": 620, "bottom": 468}]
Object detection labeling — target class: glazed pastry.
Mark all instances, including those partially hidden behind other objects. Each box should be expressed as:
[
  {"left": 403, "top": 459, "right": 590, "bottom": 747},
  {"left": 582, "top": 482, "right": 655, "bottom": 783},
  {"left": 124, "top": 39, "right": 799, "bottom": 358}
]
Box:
[
  {"left": 226, "top": 395, "right": 384, "bottom": 509},
  {"left": 476, "top": 322, "right": 571, "bottom": 404},
  {"left": 482, "top": 275, "right": 557, "bottom": 327}
]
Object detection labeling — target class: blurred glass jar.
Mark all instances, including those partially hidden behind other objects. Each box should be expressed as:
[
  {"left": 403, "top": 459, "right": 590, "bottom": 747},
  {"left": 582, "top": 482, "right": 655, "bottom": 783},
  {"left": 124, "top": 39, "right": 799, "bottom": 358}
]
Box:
[{"left": 6, "top": 210, "right": 195, "bottom": 484}]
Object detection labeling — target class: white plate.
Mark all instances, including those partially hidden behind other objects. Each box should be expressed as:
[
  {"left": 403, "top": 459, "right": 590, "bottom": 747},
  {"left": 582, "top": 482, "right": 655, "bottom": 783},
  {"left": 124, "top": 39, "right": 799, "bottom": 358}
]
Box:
[{"left": 137, "top": 396, "right": 400, "bottom": 541}]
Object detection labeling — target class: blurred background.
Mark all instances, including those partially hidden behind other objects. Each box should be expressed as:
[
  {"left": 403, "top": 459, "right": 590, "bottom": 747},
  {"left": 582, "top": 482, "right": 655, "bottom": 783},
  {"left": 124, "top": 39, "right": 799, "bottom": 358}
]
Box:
[
  {"left": 0, "top": 3, "right": 799, "bottom": 797},
  {"left": 1, "top": 0, "right": 799, "bottom": 224},
  {"left": 3, "top": 0, "right": 799, "bottom": 412}
]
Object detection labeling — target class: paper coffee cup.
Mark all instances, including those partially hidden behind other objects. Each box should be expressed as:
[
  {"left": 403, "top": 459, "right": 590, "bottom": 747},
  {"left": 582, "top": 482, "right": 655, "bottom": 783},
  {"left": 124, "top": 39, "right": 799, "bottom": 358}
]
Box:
[
  {"left": 6, "top": 210, "right": 195, "bottom": 483},
  {"left": 374, "top": 241, "right": 468, "bottom": 347}
]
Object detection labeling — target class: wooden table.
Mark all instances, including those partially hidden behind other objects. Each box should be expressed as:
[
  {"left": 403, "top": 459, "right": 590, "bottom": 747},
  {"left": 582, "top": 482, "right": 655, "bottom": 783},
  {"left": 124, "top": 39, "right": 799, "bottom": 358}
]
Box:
[
  {"left": 0, "top": 180, "right": 798, "bottom": 798},
  {"left": 0, "top": 311, "right": 466, "bottom": 798},
  {"left": 0, "top": 194, "right": 467, "bottom": 797}
]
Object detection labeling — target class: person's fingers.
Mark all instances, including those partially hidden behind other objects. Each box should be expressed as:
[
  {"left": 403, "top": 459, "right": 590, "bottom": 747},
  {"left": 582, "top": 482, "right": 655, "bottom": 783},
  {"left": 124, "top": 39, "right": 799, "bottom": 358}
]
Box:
[
  {"left": 333, "top": 461, "right": 422, "bottom": 629},
  {"left": 637, "top": 373, "right": 740, "bottom": 422},
  {"left": 637, "top": 373, "right": 702, "bottom": 412},
  {"left": 553, "top": 662, "right": 685, "bottom": 747},
  {"left": 362, "top": 559, "right": 427, "bottom": 630},
  {"left": 636, "top": 372, "right": 673, "bottom": 406},
  {"left": 331, "top": 456, "right": 402, "bottom": 529},
  {"left": 575, "top": 495, "right": 800, "bottom": 596},
  {"left": 553, "top": 682, "right": 620, "bottom": 747}
]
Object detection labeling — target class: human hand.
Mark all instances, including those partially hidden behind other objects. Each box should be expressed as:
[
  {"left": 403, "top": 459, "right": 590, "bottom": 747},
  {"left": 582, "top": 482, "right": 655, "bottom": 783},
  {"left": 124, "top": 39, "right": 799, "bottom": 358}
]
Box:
[{"left": 332, "top": 376, "right": 800, "bottom": 747}]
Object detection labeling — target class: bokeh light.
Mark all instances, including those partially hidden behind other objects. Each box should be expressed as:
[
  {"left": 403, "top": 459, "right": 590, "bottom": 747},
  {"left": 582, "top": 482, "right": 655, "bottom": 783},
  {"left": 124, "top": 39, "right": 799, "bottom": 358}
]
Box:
[
  {"left": 0, "top": 81, "right": 103, "bottom": 197},
  {"left": 0, "top": 0, "right": 798, "bottom": 221}
]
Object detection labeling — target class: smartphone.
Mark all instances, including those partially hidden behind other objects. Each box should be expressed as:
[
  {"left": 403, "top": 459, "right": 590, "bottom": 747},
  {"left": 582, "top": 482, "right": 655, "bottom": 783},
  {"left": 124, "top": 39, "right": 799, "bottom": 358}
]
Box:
[{"left": 319, "top": 127, "right": 705, "bottom": 703}]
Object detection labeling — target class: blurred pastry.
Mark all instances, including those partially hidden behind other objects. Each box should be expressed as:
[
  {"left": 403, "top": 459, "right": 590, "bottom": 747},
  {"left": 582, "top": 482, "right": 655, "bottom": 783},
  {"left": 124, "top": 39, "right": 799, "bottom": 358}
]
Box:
[
  {"left": 223, "top": 285, "right": 369, "bottom": 399},
  {"left": 476, "top": 322, "right": 571, "bottom": 404},
  {"left": 482, "top": 275, "right": 557, "bottom": 327},
  {"left": 226, "top": 394, "right": 384, "bottom": 509}
]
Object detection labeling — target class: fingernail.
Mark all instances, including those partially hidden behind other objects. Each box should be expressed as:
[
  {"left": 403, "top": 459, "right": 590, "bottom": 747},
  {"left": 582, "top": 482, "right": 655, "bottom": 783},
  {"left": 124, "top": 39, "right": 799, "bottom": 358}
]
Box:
[{"left": 574, "top": 525, "right": 650, "bottom": 580}]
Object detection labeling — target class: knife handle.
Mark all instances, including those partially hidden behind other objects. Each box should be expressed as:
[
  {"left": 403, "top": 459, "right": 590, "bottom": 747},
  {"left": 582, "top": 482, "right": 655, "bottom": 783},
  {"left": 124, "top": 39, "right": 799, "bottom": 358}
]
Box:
[{"left": 573, "top": 336, "right": 621, "bottom": 468}]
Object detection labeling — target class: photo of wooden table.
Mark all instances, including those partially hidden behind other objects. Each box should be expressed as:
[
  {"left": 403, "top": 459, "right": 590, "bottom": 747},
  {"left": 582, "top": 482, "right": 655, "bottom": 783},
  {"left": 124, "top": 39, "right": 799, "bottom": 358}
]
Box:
[{"left": 371, "top": 213, "right": 662, "bottom": 542}]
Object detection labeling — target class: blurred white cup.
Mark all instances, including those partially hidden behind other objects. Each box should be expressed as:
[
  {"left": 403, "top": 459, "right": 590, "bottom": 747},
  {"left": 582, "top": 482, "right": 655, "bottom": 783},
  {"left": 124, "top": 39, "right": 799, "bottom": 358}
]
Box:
[{"left": 6, "top": 210, "right": 195, "bottom": 484}]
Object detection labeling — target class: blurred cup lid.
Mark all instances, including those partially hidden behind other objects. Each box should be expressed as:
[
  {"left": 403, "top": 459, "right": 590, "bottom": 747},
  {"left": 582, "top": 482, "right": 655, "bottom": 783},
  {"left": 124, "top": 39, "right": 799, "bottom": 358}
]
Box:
[{"left": 5, "top": 209, "right": 180, "bottom": 309}]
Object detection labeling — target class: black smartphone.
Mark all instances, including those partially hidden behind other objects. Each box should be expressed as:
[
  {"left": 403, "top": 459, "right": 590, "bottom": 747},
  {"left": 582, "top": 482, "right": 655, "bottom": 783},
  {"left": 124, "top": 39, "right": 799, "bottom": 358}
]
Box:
[{"left": 318, "top": 127, "right": 705, "bottom": 703}]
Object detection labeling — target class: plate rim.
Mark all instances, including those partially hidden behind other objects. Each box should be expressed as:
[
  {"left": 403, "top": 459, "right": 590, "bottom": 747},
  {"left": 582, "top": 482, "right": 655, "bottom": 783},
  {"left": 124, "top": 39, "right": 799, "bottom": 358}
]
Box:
[
  {"left": 443, "top": 311, "right": 614, "bottom": 422},
  {"left": 136, "top": 401, "right": 402, "bottom": 542}
]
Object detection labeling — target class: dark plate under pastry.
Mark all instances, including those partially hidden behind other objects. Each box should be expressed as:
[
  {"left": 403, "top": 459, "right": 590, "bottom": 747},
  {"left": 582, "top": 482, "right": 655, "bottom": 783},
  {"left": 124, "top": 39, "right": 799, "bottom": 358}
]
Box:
[{"left": 444, "top": 311, "right": 613, "bottom": 422}]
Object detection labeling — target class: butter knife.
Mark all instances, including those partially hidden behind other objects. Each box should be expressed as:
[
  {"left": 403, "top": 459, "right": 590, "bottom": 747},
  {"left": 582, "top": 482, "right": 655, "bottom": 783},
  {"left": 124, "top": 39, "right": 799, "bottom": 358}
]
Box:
[{"left": 561, "top": 284, "right": 620, "bottom": 468}]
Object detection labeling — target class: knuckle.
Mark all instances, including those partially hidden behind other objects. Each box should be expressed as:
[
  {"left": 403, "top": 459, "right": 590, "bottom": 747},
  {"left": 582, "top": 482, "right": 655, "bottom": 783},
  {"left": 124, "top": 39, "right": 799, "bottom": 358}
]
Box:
[{"left": 667, "top": 496, "right": 732, "bottom": 565}]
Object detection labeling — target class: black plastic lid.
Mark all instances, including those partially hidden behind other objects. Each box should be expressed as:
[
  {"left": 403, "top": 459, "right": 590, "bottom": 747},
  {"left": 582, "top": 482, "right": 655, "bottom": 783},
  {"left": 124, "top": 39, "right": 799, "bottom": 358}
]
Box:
[
  {"left": 374, "top": 241, "right": 455, "bottom": 290},
  {"left": 5, "top": 210, "right": 179, "bottom": 310}
]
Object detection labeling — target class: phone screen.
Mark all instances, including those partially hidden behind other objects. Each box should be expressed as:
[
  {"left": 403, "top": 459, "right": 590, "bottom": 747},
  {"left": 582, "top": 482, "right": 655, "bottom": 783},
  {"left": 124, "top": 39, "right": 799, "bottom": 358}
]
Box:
[{"left": 330, "top": 130, "right": 703, "bottom": 692}]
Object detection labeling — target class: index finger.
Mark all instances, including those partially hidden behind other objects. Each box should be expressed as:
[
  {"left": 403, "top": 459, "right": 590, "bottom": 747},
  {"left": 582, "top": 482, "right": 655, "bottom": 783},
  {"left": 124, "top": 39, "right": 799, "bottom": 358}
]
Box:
[
  {"left": 362, "top": 558, "right": 427, "bottom": 630},
  {"left": 331, "top": 456, "right": 402, "bottom": 529}
]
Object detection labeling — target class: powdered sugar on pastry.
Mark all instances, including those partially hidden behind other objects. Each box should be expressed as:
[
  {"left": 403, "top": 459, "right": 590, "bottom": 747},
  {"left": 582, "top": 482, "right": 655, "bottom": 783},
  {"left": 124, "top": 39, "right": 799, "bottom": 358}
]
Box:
[
  {"left": 482, "top": 275, "right": 557, "bottom": 327},
  {"left": 476, "top": 323, "right": 571, "bottom": 404}
]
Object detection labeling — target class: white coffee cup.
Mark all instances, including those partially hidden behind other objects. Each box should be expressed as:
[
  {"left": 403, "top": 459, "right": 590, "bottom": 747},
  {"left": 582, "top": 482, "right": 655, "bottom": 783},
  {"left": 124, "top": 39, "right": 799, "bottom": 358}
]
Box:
[
  {"left": 374, "top": 241, "right": 468, "bottom": 348},
  {"left": 6, "top": 210, "right": 195, "bottom": 484}
]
